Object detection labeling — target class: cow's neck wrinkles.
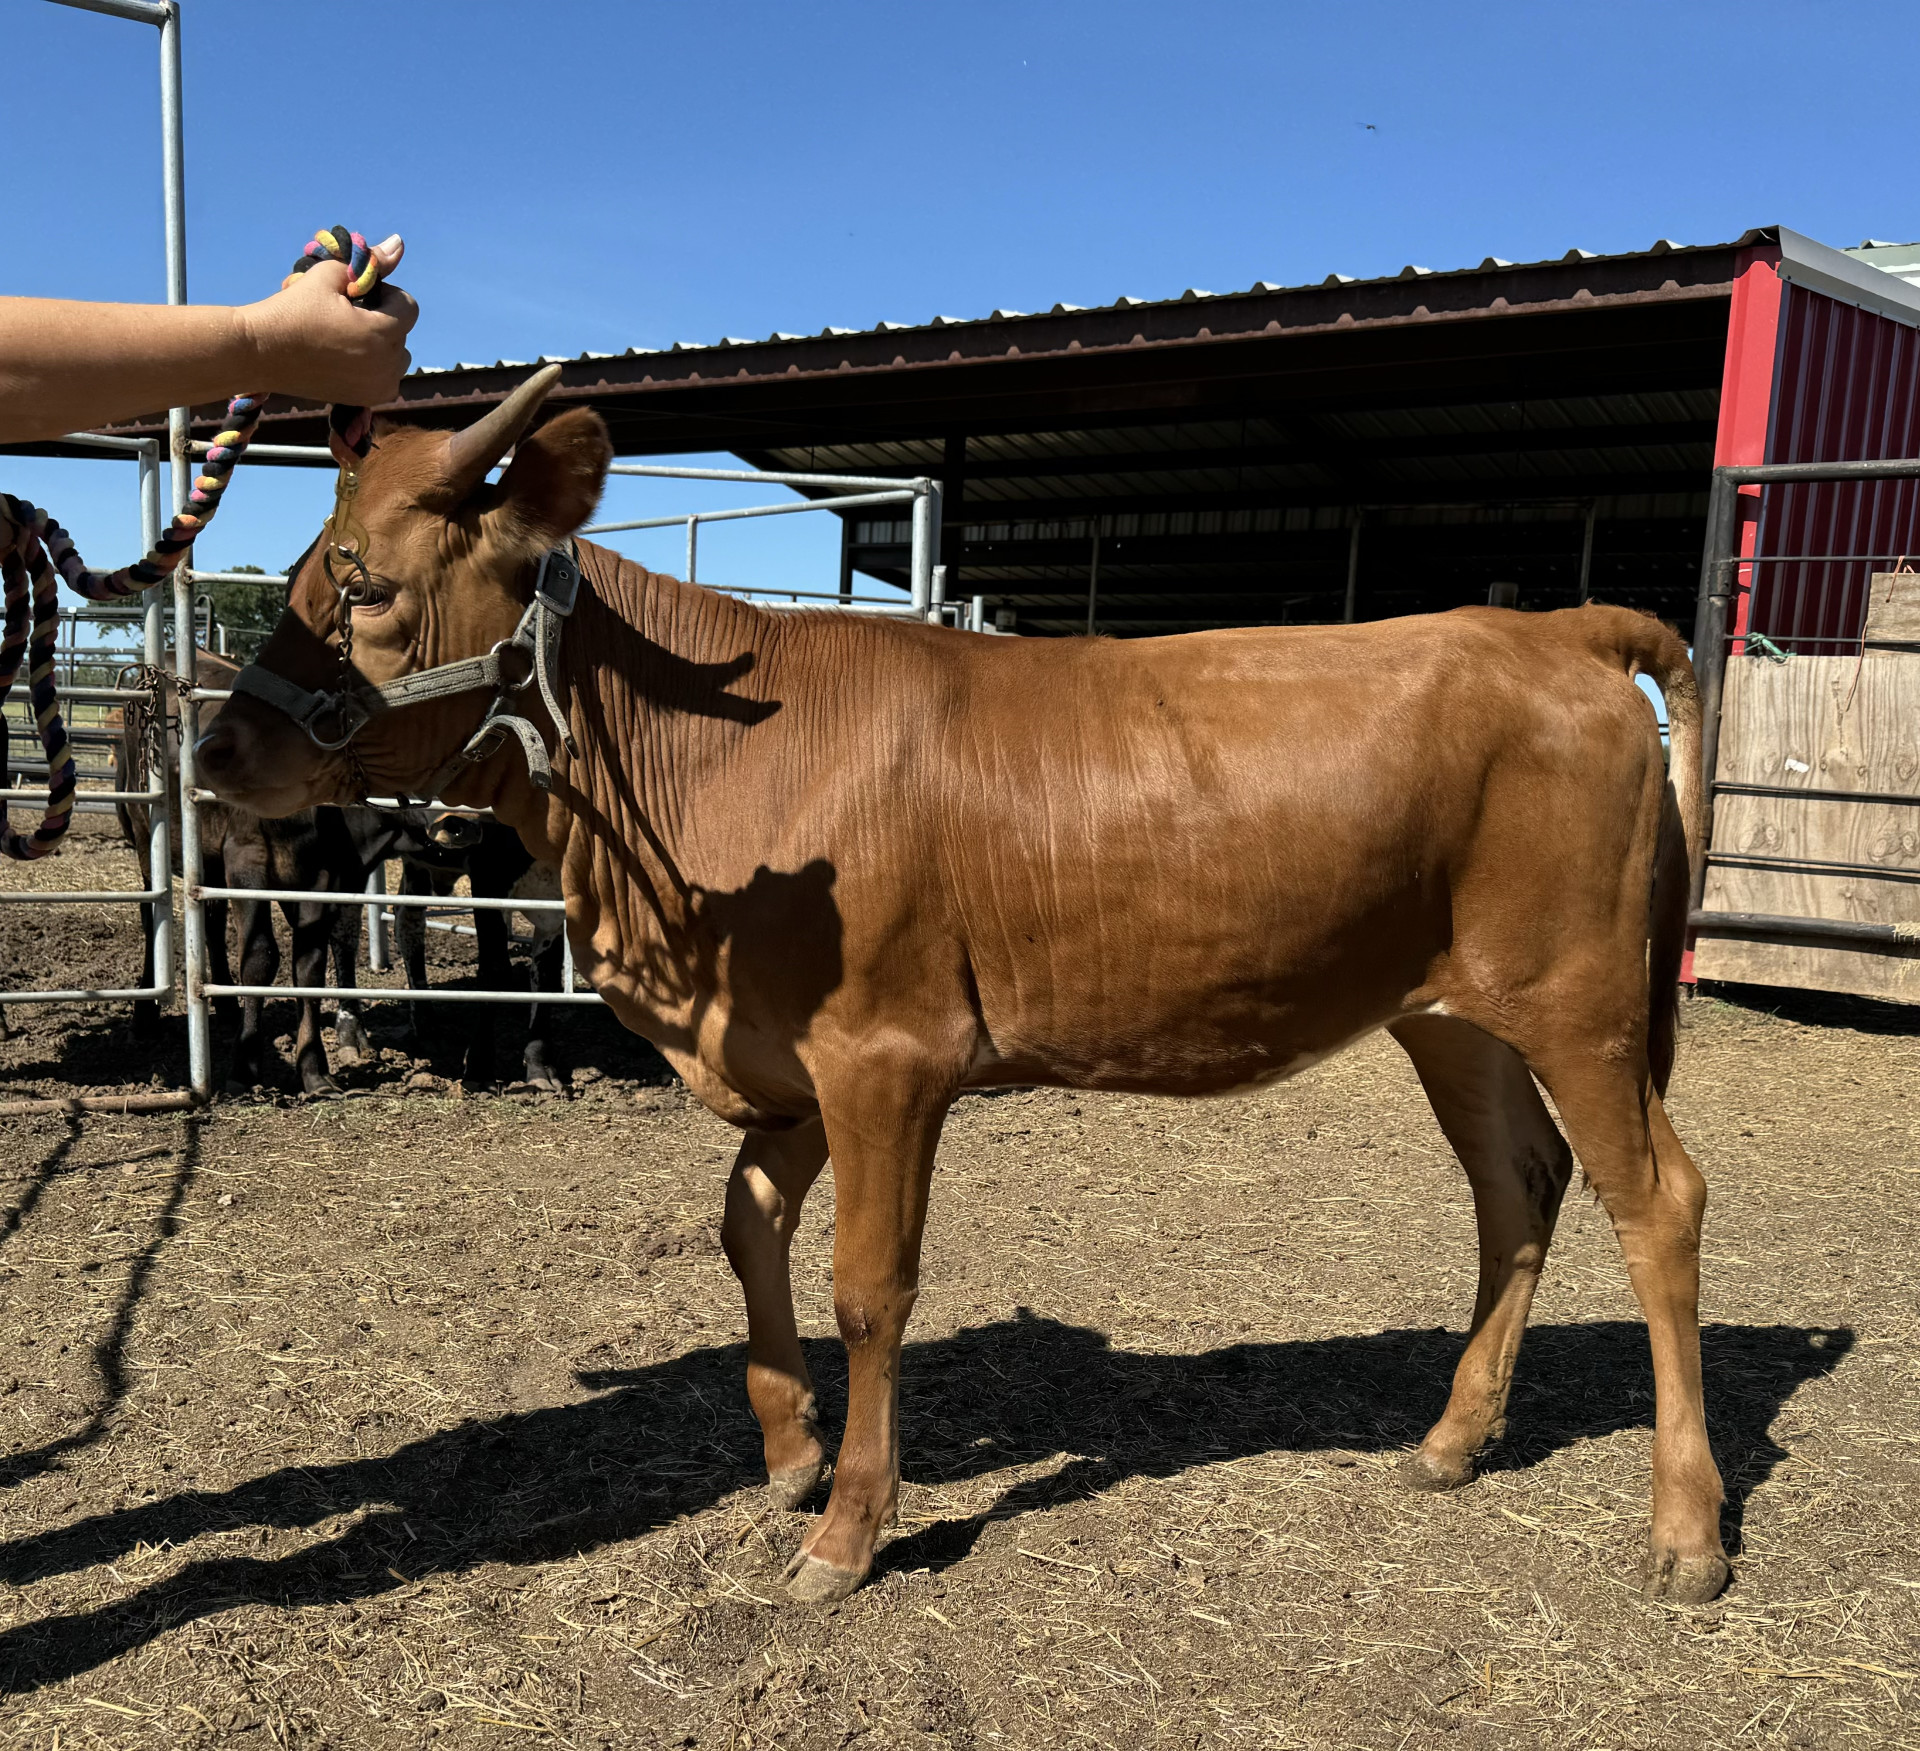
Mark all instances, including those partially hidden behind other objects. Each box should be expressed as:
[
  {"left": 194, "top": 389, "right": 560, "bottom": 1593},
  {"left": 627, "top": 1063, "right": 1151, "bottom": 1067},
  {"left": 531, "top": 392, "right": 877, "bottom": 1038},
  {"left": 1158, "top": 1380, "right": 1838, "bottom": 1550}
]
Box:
[{"left": 465, "top": 541, "right": 800, "bottom": 1105}]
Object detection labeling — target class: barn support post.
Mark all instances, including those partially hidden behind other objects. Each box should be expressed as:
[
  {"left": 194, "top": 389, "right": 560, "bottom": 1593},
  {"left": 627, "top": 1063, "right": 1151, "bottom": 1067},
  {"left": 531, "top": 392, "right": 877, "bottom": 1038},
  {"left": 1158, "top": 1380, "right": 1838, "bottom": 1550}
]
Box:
[
  {"left": 838, "top": 516, "right": 854, "bottom": 604},
  {"left": 1086, "top": 526, "right": 1100, "bottom": 636},
  {"left": 1577, "top": 501, "right": 1597, "bottom": 603},
  {"left": 1343, "top": 516, "right": 1362, "bottom": 622},
  {"left": 942, "top": 434, "right": 966, "bottom": 604}
]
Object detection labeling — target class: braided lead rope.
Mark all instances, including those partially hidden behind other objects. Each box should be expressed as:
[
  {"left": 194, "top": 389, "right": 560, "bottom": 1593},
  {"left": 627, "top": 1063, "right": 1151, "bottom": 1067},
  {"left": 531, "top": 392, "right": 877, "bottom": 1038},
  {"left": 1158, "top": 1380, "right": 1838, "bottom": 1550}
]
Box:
[{"left": 0, "top": 226, "right": 389, "bottom": 860}]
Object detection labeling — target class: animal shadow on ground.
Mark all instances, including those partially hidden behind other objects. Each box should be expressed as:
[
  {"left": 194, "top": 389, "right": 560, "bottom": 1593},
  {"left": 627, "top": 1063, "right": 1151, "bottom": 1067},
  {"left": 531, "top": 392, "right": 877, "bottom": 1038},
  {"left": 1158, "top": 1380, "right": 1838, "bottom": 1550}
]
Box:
[{"left": 0, "top": 1312, "right": 1847, "bottom": 1693}]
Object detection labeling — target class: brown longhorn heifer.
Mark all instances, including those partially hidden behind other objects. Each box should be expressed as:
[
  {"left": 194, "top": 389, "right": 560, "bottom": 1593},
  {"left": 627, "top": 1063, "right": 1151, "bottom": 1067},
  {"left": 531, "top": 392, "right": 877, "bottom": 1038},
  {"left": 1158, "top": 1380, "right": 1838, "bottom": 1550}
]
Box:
[{"left": 196, "top": 366, "right": 1728, "bottom": 1608}]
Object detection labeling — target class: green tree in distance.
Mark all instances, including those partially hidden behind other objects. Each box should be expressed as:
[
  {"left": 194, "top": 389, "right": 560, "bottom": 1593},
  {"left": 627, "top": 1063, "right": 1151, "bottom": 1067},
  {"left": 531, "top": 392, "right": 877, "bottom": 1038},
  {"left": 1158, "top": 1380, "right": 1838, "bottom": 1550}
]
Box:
[{"left": 196, "top": 564, "right": 282, "bottom": 661}]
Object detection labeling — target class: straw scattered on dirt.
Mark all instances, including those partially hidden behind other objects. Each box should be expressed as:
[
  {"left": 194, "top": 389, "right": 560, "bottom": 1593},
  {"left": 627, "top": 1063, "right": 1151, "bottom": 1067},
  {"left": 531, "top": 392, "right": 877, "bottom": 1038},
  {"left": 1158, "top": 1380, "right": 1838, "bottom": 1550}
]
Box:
[{"left": 0, "top": 825, "right": 1915, "bottom": 1748}]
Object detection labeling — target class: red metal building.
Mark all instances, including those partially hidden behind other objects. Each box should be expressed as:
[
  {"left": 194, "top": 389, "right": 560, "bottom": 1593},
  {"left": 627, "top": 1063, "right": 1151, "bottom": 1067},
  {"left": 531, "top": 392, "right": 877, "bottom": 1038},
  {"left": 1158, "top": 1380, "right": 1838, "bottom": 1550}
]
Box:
[{"left": 1716, "top": 231, "right": 1920, "bottom": 654}]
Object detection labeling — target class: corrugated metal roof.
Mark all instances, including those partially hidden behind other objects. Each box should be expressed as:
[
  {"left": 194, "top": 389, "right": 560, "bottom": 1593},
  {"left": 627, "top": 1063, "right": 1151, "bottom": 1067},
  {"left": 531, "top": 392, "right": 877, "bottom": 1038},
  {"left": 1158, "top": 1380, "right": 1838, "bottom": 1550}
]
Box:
[{"left": 407, "top": 232, "right": 1773, "bottom": 376}]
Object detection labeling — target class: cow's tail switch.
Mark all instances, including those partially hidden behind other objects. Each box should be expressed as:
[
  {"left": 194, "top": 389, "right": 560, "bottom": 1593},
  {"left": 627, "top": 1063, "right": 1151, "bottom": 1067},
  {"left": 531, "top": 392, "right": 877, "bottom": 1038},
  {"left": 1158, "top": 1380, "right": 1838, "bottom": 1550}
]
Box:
[{"left": 1596, "top": 609, "right": 1702, "bottom": 1097}]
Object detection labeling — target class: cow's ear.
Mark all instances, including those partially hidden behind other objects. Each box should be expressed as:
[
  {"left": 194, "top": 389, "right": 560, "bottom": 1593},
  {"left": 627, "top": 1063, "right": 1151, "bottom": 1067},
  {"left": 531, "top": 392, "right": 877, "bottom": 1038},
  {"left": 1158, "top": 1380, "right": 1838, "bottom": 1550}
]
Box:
[{"left": 495, "top": 407, "right": 613, "bottom": 551}]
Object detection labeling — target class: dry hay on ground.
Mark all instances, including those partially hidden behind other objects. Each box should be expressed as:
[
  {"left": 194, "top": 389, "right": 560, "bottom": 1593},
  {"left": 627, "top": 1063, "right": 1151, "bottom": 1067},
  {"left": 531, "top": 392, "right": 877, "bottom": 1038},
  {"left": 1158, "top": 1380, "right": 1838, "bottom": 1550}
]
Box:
[{"left": 0, "top": 829, "right": 1917, "bottom": 1746}]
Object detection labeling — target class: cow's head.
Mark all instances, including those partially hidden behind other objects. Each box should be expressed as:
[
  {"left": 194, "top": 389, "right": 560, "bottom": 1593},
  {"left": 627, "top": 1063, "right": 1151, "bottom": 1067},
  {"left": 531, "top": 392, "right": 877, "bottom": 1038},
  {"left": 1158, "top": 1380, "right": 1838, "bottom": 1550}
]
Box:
[{"left": 196, "top": 365, "right": 612, "bottom": 817}]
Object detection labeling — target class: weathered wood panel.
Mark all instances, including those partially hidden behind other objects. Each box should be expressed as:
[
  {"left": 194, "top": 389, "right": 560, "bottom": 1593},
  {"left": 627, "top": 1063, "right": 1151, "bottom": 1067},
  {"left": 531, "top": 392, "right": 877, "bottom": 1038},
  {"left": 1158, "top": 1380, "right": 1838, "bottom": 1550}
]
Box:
[
  {"left": 1695, "top": 652, "right": 1920, "bottom": 1002},
  {"left": 1865, "top": 571, "right": 1920, "bottom": 643}
]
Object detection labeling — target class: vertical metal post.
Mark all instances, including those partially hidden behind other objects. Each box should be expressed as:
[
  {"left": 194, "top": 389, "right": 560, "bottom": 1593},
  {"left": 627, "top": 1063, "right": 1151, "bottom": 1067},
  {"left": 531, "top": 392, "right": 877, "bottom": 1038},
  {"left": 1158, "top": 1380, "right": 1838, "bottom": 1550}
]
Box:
[
  {"left": 941, "top": 433, "right": 966, "bottom": 604},
  {"left": 1343, "top": 517, "right": 1362, "bottom": 623},
  {"left": 1085, "top": 527, "right": 1101, "bottom": 636},
  {"left": 909, "top": 481, "right": 939, "bottom": 615},
  {"left": 365, "top": 863, "right": 389, "bottom": 974},
  {"left": 838, "top": 515, "right": 854, "bottom": 604},
  {"left": 685, "top": 516, "right": 698, "bottom": 584},
  {"left": 138, "top": 440, "right": 173, "bottom": 998},
  {"left": 1576, "top": 501, "right": 1597, "bottom": 604},
  {"left": 1689, "top": 469, "right": 1740, "bottom": 915},
  {"left": 971, "top": 593, "right": 986, "bottom": 634},
  {"left": 159, "top": 0, "right": 210, "bottom": 1095},
  {"left": 929, "top": 564, "right": 947, "bottom": 626}
]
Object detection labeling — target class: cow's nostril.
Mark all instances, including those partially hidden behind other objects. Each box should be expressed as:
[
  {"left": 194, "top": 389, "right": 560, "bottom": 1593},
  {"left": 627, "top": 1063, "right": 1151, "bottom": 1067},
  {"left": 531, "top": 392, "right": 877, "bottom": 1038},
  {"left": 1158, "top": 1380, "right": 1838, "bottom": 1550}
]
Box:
[{"left": 195, "top": 728, "right": 236, "bottom": 776}]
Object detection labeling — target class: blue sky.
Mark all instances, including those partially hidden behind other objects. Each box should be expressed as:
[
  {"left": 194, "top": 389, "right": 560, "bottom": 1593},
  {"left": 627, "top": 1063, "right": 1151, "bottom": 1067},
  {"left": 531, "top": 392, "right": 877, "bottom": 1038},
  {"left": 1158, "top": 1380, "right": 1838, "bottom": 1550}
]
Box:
[{"left": 6, "top": 0, "right": 1920, "bottom": 603}]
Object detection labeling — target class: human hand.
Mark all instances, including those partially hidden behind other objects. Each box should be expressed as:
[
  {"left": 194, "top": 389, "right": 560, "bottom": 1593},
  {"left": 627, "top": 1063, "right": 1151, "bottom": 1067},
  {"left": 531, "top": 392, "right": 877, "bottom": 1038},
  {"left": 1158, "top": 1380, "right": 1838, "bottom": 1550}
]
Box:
[{"left": 237, "top": 234, "right": 419, "bottom": 404}]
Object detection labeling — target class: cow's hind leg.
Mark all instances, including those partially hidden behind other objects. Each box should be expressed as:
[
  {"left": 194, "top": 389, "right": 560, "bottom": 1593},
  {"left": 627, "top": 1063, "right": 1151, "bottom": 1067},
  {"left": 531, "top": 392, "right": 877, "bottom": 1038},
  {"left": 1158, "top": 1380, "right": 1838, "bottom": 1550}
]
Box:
[
  {"left": 1530, "top": 1046, "right": 1727, "bottom": 1604},
  {"left": 720, "top": 1119, "right": 831, "bottom": 1509},
  {"left": 784, "top": 1077, "right": 949, "bottom": 1605},
  {"left": 1391, "top": 1014, "right": 1572, "bottom": 1490}
]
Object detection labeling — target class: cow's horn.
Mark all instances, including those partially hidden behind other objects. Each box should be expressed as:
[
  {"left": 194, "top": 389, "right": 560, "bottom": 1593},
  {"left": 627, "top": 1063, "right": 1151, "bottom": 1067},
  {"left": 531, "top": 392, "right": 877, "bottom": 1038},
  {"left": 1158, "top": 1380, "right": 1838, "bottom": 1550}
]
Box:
[{"left": 440, "top": 363, "right": 565, "bottom": 499}]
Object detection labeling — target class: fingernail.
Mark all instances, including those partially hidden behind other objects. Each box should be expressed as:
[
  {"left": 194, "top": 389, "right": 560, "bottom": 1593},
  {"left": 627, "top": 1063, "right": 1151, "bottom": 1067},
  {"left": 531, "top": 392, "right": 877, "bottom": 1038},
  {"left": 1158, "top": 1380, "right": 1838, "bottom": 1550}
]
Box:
[{"left": 378, "top": 234, "right": 402, "bottom": 252}]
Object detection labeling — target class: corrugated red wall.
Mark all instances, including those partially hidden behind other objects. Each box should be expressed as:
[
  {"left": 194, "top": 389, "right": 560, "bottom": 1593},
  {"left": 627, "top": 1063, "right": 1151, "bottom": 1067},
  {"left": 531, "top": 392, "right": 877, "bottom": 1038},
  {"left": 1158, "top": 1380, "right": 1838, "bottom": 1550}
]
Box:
[{"left": 1751, "top": 282, "right": 1920, "bottom": 650}]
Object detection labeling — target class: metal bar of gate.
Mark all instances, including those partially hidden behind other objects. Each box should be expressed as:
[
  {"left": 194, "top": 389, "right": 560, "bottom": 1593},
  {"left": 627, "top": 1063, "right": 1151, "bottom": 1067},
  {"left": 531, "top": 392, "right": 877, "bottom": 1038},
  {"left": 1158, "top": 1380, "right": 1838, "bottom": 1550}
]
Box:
[
  {"left": 1689, "top": 455, "right": 1920, "bottom": 947},
  {"left": 584, "top": 487, "right": 916, "bottom": 537},
  {"left": 150, "top": 0, "right": 213, "bottom": 1097}
]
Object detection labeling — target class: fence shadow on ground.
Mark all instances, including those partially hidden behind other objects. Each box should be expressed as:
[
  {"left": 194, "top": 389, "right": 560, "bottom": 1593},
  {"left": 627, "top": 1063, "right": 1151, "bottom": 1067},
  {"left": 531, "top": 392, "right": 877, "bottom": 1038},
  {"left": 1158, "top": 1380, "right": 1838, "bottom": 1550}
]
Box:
[
  {"left": 0, "top": 1116, "right": 199, "bottom": 1491},
  {"left": 0, "top": 1313, "right": 1849, "bottom": 1693},
  {"left": 1698, "top": 979, "right": 1920, "bottom": 1037}
]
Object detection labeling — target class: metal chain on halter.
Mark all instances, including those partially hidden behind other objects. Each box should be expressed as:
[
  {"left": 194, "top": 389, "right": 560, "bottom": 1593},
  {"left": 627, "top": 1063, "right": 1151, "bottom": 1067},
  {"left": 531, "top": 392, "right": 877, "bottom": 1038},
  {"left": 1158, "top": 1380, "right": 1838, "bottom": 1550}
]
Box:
[
  {"left": 323, "top": 537, "right": 380, "bottom": 801},
  {"left": 0, "top": 226, "right": 391, "bottom": 860},
  {"left": 116, "top": 661, "right": 175, "bottom": 798}
]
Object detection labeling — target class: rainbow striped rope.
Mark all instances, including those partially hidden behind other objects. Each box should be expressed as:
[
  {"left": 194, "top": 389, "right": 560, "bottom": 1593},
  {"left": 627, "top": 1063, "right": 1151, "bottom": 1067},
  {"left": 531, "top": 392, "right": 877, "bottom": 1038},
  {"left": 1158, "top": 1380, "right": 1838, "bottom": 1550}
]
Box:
[{"left": 0, "top": 226, "right": 389, "bottom": 860}]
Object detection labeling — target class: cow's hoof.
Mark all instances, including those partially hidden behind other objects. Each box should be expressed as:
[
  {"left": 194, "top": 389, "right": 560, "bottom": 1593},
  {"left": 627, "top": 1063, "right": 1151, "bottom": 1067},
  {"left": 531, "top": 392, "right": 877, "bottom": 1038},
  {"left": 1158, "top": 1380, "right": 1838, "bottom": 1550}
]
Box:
[
  {"left": 781, "top": 1550, "right": 866, "bottom": 1605},
  {"left": 1398, "top": 1449, "right": 1476, "bottom": 1492},
  {"left": 301, "top": 1075, "right": 342, "bottom": 1100},
  {"left": 767, "top": 1454, "right": 828, "bottom": 1511},
  {"left": 1641, "top": 1544, "right": 1730, "bottom": 1606}
]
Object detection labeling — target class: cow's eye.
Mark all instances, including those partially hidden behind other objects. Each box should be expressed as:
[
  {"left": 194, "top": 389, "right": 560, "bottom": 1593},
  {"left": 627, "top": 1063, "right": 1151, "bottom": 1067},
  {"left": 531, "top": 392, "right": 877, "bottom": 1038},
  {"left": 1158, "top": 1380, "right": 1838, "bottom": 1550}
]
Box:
[{"left": 351, "top": 583, "right": 396, "bottom": 616}]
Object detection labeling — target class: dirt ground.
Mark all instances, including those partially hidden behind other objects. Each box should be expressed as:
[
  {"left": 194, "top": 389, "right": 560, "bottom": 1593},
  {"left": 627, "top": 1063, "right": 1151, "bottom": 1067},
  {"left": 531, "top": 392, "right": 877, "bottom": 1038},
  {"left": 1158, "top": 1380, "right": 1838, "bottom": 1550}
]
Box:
[{"left": 0, "top": 825, "right": 1915, "bottom": 1749}]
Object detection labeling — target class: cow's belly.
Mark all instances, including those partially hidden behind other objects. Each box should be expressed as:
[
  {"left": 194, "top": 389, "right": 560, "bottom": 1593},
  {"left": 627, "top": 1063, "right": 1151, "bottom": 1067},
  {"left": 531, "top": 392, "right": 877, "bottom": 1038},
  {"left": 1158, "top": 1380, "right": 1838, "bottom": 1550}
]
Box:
[{"left": 953, "top": 864, "right": 1450, "bottom": 1096}]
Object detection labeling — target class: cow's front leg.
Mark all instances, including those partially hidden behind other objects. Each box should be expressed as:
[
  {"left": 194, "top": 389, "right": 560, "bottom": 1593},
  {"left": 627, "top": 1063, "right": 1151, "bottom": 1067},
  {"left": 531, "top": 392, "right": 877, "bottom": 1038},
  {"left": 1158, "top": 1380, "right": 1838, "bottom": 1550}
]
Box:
[
  {"left": 784, "top": 1080, "right": 949, "bottom": 1605},
  {"left": 231, "top": 897, "right": 279, "bottom": 1088},
  {"left": 720, "top": 1119, "right": 831, "bottom": 1507}
]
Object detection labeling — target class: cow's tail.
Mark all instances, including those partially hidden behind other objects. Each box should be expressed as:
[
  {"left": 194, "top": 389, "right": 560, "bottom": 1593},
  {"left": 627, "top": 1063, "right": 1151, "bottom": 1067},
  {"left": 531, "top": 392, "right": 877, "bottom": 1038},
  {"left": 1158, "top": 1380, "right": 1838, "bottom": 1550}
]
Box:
[{"left": 1592, "top": 608, "right": 1702, "bottom": 1098}]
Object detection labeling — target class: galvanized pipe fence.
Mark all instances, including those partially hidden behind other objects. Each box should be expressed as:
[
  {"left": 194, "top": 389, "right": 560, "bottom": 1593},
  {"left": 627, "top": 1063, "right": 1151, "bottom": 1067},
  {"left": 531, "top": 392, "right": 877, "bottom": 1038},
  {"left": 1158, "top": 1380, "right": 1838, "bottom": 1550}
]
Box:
[{"left": 1688, "top": 456, "right": 1920, "bottom": 955}]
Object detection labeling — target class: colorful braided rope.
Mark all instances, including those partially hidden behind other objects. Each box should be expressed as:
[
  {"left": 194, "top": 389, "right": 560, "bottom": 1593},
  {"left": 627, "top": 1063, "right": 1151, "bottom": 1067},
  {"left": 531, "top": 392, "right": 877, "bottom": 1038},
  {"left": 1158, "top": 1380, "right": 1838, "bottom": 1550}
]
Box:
[{"left": 0, "top": 226, "right": 389, "bottom": 860}]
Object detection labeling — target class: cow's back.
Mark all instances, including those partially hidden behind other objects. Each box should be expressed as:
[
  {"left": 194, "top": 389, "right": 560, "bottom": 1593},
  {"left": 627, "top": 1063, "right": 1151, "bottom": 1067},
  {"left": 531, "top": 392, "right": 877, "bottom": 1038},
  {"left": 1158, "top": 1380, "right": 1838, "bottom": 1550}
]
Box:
[{"left": 877, "top": 607, "right": 1668, "bottom": 1092}]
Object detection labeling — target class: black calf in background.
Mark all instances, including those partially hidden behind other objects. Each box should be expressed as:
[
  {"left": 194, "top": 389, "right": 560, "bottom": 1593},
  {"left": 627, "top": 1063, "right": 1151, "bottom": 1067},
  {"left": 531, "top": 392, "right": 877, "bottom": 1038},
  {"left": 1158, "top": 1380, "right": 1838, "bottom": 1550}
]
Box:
[
  {"left": 229, "top": 807, "right": 566, "bottom": 1095},
  {"left": 393, "top": 812, "right": 566, "bottom": 1092},
  {"left": 114, "top": 655, "right": 563, "bottom": 1094}
]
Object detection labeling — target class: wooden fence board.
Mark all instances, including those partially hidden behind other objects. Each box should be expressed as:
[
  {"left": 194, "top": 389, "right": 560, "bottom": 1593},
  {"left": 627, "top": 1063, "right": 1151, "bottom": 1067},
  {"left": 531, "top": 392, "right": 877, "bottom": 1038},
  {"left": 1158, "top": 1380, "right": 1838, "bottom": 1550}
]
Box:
[
  {"left": 1695, "top": 651, "right": 1920, "bottom": 1002},
  {"left": 1865, "top": 570, "right": 1920, "bottom": 643}
]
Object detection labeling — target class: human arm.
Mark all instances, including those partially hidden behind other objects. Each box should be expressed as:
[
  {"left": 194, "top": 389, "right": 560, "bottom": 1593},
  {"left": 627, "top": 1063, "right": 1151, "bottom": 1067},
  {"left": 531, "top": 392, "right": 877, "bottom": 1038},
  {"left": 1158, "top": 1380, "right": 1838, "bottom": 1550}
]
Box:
[{"left": 0, "top": 234, "right": 417, "bottom": 444}]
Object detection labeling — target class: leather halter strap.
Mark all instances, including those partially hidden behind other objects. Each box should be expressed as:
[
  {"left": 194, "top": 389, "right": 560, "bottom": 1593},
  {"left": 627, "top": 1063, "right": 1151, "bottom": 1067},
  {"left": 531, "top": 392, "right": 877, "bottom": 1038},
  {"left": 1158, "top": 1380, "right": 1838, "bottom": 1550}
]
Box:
[{"left": 228, "top": 542, "right": 584, "bottom": 798}]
